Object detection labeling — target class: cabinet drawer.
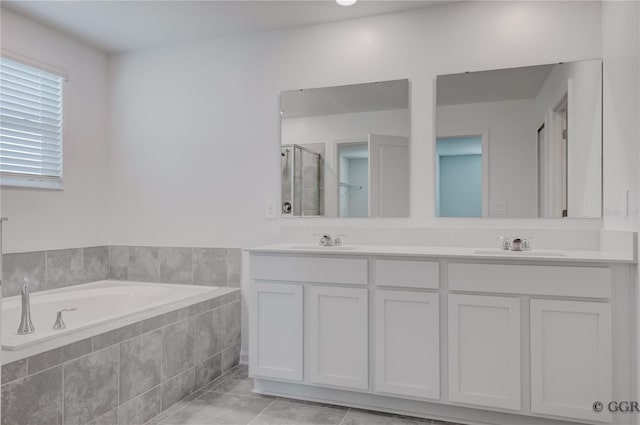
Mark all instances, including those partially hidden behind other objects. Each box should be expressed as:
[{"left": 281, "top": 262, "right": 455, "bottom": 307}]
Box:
[
  {"left": 449, "top": 263, "right": 611, "bottom": 298},
  {"left": 375, "top": 259, "right": 439, "bottom": 289},
  {"left": 251, "top": 254, "right": 367, "bottom": 285}
]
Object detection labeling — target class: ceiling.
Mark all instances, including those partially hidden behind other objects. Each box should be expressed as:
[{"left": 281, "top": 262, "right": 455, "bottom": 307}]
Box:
[
  {"left": 281, "top": 79, "right": 409, "bottom": 118},
  {"left": 436, "top": 64, "right": 555, "bottom": 106},
  {"left": 2, "top": 0, "right": 441, "bottom": 54}
]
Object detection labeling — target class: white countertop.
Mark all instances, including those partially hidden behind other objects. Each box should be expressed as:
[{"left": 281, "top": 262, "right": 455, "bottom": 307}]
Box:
[{"left": 247, "top": 243, "right": 637, "bottom": 264}]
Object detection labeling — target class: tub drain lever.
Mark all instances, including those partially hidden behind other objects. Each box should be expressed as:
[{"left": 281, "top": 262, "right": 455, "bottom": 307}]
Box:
[{"left": 53, "top": 308, "right": 77, "bottom": 330}]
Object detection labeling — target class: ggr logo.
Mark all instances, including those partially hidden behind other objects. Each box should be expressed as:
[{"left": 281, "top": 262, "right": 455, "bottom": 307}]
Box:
[
  {"left": 608, "top": 401, "right": 640, "bottom": 412},
  {"left": 594, "top": 401, "right": 640, "bottom": 413}
]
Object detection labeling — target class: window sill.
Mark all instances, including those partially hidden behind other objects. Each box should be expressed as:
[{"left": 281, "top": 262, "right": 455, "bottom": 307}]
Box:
[{"left": 1, "top": 175, "right": 63, "bottom": 190}]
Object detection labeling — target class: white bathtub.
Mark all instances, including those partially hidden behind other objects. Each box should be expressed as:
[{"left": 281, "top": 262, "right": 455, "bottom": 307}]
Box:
[{"left": 2, "top": 280, "right": 234, "bottom": 361}]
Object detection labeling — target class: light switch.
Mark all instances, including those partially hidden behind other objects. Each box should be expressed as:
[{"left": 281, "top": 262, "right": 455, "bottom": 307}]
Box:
[
  {"left": 490, "top": 201, "right": 508, "bottom": 216},
  {"left": 265, "top": 199, "right": 277, "bottom": 219}
]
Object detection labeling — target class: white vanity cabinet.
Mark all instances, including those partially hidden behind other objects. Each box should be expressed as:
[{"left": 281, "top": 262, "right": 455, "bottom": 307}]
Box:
[
  {"left": 448, "top": 294, "right": 521, "bottom": 410},
  {"left": 308, "top": 285, "right": 369, "bottom": 390},
  {"left": 249, "top": 283, "right": 303, "bottom": 381},
  {"left": 530, "top": 299, "right": 613, "bottom": 423},
  {"left": 249, "top": 248, "right": 633, "bottom": 425},
  {"left": 374, "top": 290, "right": 439, "bottom": 399}
]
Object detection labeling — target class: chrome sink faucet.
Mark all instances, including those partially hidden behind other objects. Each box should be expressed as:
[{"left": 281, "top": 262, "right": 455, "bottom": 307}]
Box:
[
  {"left": 496, "top": 236, "right": 532, "bottom": 251},
  {"left": 316, "top": 233, "right": 335, "bottom": 246},
  {"left": 18, "top": 277, "right": 35, "bottom": 335},
  {"left": 315, "top": 233, "right": 347, "bottom": 246}
]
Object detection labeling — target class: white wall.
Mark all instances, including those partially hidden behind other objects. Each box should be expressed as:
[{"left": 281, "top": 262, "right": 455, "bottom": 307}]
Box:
[
  {"left": 602, "top": 1, "right": 640, "bottom": 231},
  {"left": 600, "top": 0, "right": 640, "bottom": 407},
  {"left": 282, "top": 109, "right": 408, "bottom": 216},
  {"left": 0, "top": 8, "right": 109, "bottom": 253},
  {"left": 108, "top": 1, "right": 602, "bottom": 246},
  {"left": 601, "top": 1, "right": 640, "bottom": 407},
  {"left": 437, "top": 99, "right": 537, "bottom": 218}
]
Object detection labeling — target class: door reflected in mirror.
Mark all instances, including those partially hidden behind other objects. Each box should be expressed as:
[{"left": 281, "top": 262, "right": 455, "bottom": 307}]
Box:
[
  {"left": 436, "top": 134, "right": 487, "bottom": 217},
  {"left": 280, "top": 80, "right": 410, "bottom": 218},
  {"left": 436, "top": 60, "right": 602, "bottom": 218}
]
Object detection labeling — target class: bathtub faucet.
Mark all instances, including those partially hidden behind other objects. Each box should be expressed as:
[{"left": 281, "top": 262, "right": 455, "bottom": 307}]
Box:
[{"left": 18, "top": 277, "right": 35, "bottom": 335}]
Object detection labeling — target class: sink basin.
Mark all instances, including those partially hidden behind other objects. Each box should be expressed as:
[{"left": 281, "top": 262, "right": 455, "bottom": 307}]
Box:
[
  {"left": 289, "top": 245, "right": 358, "bottom": 251},
  {"left": 474, "top": 249, "right": 567, "bottom": 257}
]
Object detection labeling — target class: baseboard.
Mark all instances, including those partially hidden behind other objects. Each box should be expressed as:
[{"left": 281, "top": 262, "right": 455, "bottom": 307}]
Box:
[{"left": 253, "top": 378, "right": 595, "bottom": 425}]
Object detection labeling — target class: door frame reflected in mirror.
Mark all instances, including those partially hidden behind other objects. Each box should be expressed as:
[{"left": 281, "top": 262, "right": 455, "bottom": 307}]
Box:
[{"left": 336, "top": 138, "right": 369, "bottom": 218}]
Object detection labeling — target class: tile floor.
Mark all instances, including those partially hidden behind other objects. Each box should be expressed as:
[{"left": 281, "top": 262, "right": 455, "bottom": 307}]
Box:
[{"left": 146, "top": 366, "right": 462, "bottom": 425}]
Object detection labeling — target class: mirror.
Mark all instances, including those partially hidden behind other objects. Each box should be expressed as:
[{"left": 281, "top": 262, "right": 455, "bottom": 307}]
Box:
[
  {"left": 435, "top": 60, "right": 602, "bottom": 218},
  {"left": 280, "top": 79, "right": 410, "bottom": 217}
]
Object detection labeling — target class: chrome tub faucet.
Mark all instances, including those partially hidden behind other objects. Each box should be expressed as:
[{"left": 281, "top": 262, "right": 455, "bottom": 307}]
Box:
[{"left": 18, "top": 277, "right": 35, "bottom": 335}]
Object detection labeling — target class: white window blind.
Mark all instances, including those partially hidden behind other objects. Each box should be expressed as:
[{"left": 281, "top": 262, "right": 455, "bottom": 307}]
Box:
[{"left": 0, "top": 56, "right": 63, "bottom": 188}]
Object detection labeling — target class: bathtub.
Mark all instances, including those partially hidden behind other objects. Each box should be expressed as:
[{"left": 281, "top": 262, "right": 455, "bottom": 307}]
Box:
[
  {"left": 1, "top": 280, "right": 242, "bottom": 424},
  {"left": 2, "top": 280, "right": 237, "bottom": 362}
]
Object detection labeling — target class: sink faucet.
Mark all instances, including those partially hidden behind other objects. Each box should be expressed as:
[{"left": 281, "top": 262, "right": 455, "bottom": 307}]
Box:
[
  {"left": 18, "top": 277, "right": 35, "bottom": 335},
  {"left": 496, "top": 236, "right": 532, "bottom": 251},
  {"left": 316, "top": 233, "right": 335, "bottom": 246},
  {"left": 315, "top": 233, "right": 348, "bottom": 246}
]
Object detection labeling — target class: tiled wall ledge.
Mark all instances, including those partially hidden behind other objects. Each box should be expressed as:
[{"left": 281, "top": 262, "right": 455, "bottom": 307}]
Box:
[
  {"left": 2, "top": 246, "right": 242, "bottom": 297},
  {"left": 1, "top": 290, "right": 241, "bottom": 425}
]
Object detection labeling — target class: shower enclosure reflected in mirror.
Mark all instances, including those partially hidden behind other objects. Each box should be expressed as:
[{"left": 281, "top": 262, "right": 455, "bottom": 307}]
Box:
[
  {"left": 280, "top": 79, "right": 410, "bottom": 218},
  {"left": 435, "top": 60, "right": 602, "bottom": 218}
]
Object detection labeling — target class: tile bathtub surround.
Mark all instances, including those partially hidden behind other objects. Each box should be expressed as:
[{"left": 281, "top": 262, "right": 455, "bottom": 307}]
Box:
[
  {"left": 111, "top": 246, "right": 242, "bottom": 287},
  {"left": 2, "top": 247, "right": 109, "bottom": 297},
  {"left": 1, "top": 290, "right": 241, "bottom": 425},
  {"left": 2, "top": 245, "right": 242, "bottom": 297}
]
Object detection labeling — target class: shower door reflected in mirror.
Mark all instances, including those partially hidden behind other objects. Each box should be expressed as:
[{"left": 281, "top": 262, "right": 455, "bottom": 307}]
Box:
[
  {"left": 280, "top": 79, "right": 410, "bottom": 218},
  {"left": 435, "top": 60, "right": 602, "bottom": 218}
]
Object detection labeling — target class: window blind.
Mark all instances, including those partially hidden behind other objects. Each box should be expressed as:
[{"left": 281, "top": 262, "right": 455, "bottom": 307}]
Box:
[{"left": 0, "top": 56, "right": 63, "bottom": 186}]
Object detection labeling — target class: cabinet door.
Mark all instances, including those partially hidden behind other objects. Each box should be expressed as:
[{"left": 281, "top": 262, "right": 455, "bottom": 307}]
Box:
[
  {"left": 250, "top": 283, "right": 303, "bottom": 381},
  {"left": 530, "top": 299, "right": 612, "bottom": 423},
  {"left": 448, "top": 294, "right": 521, "bottom": 410},
  {"left": 308, "top": 286, "right": 368, "bottom": 390},
  {"left": 375, "top": 290, "right": 439, "bottom": 399}
]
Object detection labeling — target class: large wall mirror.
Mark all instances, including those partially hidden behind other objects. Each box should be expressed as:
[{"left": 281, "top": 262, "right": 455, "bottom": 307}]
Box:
[
  {"left": 435, "top": 60, "right": 602, "bottom": 218},
  {"left": 280, "top": 79, "right": 410, "bottom": 217}
]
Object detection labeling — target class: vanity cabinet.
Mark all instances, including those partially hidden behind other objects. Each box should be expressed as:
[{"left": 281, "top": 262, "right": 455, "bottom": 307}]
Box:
[
  {"left": 249, "top": 249, "right": 632, "bottom": 425},
  {"left": 374, "top": 290, "right": 439, "bottom": 399},
  {"left": 249, "top": 283, "right": 303, "bottom": 381},
  {"left": 308, "top": 285, "right": 369, "bottom": 390},
  {"left": 530, "top": 299, "right": 612, "bottom": 423},
  {"left": 448, "top": 294, "right": 521, "bottom": 410}
]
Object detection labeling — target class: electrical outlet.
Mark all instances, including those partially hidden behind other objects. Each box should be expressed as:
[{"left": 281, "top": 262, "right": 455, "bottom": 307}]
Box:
[{"left": 265, "top": 199, "right": 277, "bottom": 219}]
